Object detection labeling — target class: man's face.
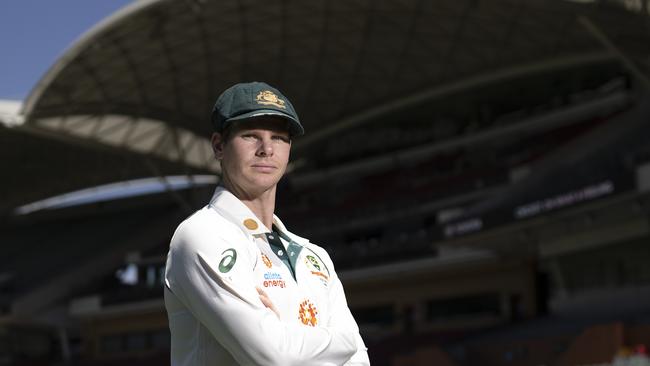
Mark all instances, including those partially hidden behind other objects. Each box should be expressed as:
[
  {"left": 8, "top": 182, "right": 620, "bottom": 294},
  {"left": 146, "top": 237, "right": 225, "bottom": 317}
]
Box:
[{"left": 212, "top": 117, "right": 291, "bottom": 198}]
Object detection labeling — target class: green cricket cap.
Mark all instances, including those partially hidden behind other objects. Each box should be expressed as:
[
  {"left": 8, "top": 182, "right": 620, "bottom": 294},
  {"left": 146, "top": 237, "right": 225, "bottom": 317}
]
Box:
[{"left": 211, "top": 81, "right": 304, "bottom": 136}]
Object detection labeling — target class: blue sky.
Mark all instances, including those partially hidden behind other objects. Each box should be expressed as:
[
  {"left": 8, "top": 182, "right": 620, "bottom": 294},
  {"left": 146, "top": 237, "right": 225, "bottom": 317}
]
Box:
[
  {"left": 0, "top": 1, "right": 219, "bottom": 213},
  {"left": 0, "top": 1, "right": 133, "bottom": 100}
]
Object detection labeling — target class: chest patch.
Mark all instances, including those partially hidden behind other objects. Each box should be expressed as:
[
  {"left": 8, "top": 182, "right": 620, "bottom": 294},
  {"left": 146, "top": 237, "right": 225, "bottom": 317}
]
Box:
[
  {"left": 261, "top": 253, "right": 273, "bottom": 268},
  {"left": 304, "top": 254, "right": 329, "bottom": 285},
  {"left": 305, "top": 255, "right": 321, "bottom": 271},
  {"left": 298, "top": 299, "right": 319, "bottom": 327}
]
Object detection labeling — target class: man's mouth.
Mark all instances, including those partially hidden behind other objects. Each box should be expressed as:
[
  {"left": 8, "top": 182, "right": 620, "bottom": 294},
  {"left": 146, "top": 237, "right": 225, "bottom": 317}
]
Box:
[{"left": 251, "top": 164, "right": 276, "bottom": 172}]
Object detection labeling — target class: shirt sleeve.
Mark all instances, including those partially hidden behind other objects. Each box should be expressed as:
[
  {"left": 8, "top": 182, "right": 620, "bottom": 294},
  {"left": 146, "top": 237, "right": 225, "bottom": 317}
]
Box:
[
  {"left": 165, "top": 218, "right": 358, "bottom": 366},
  {"left": 318, "top": 248, "right": 371, "bottom": 366}
]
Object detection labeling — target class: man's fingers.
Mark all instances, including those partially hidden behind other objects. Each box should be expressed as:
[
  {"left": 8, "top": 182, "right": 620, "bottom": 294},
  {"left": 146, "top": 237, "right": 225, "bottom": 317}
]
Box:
[
  {"left": 256, "top": 286, "right": 280, "bottom": 318},
  {"left": 256, "top": 286, "right": 267, "bottom": 296},
  {"left": 256, "top": 287, "right": 271, "bottom": 306}
]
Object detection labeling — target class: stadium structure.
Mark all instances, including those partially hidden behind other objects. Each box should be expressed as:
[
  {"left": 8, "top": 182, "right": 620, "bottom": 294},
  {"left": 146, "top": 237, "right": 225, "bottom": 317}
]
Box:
[{"left": 2, "top": 0, "right": 650, "bottom": 365}]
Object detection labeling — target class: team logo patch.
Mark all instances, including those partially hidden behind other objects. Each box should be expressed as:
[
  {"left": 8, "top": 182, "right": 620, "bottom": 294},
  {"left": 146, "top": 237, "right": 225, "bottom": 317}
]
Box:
[
  {"left": 219, "top": 248, "right": 237, "bottom": 273},
  {"left": 305, "top": 255, "right": 329, "bottom": 285},
  {"left": 305, "top": 255, "right": 321, "bottom": 271},
  {"left": 256, "top": 90, "right": 286, "bottom": 109},
  {"left": 263, "top": 272, "right": 286, "bottom": 288},
  {"left": 261, "top": 253, "right": 273, "bottom": 268},
  {"left": 298, "top": 300, "right": 318, "bottom": 327}
]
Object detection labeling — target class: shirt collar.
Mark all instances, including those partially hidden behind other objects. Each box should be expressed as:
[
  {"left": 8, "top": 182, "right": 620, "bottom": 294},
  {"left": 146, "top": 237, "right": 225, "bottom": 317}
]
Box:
[
  {"left": 209, "top": 186, "right": 270, "bottom": 236},
  {"left": 208, "top": 186, "right": 307, "bottom": 244}
]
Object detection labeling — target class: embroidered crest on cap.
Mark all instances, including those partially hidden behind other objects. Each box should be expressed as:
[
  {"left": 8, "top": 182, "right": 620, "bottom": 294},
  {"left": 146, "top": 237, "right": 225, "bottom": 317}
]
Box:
[
  {"left": 219, "top": 248, "right": 237, "bottom": 273},
  {"left": 256, "top": 90, "right": 286, "bottom": 109},
  {"left": 298, "top": 299, "right": 318, "bottom": 327},
  {"left": 261, "top": 253, "right": 273, "bottom": 268},
  {"left": 243, "top": 218, "right": 259, "bottom": 230}
]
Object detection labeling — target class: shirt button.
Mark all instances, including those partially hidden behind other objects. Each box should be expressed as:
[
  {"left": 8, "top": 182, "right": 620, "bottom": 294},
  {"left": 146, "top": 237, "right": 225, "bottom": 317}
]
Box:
[
  {"left": 277, "top": 250, "right": 284, "bottom": 256},
  {"left": 269, "top": 235, "right": 274, "bottom": 239},
  {"left": 290, "top": 252, "right": 295, "bottom": 257}
]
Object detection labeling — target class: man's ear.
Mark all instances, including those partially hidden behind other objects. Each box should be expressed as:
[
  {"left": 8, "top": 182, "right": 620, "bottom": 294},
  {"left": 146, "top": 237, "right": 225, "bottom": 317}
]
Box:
[{"left": 211, "top": 132, "right": 224, "bottom": 160}]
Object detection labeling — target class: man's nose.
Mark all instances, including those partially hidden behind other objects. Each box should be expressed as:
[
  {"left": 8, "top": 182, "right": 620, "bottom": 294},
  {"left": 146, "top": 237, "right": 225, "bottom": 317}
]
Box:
[{"left": 257, "top": 137, "right": 273, "bottom": 156}]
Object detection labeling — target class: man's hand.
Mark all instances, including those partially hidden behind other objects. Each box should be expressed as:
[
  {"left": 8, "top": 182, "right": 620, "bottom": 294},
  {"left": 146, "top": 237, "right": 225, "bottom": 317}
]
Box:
[{"left": 256, "top": 286, "right": 280, "bottom": 318}]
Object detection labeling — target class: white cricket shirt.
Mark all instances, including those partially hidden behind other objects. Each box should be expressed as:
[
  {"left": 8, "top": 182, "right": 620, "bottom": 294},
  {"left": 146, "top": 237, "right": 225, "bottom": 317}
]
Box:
[{"left": 164, "top": 186, "right": 370, "bottom": 365}]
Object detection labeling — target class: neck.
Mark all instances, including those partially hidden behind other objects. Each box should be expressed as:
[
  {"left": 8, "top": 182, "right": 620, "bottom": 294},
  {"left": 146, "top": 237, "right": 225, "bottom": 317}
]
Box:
[
  {"left": 241, "top": 191, "right": 276, "bottom": 230},
  {"left": 223, "top": 179, "right": 277, "bottom": 230}
]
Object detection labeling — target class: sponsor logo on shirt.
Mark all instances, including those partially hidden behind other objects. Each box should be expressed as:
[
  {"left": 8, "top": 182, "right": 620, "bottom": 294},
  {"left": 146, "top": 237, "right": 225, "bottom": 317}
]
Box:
[
  {"left": 263, "top": 272, "right": 286, "bottom": 288},
  {"left": 243, "top": 218, "right": 258, "bottom": 230},
  {"left": 264, "top": 272, "right": 282, "bottom": 280},
  {"left": 298, "top": 299, "right": 318, "bottom": 327},
  {"left": 218, "top": 248, "right": 237, "bottom": 273},
  {"left": 310, "top": 271, "right": 329, "bottom": 281},
  {"left": 261, "top": 253, "right": 273, "bottom": 268}
]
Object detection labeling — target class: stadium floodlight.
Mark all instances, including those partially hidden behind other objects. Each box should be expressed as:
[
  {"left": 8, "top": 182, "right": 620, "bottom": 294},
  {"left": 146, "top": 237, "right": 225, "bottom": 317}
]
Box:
[{"left": 0, "top": 100, "right": 24, "bottom": 128}]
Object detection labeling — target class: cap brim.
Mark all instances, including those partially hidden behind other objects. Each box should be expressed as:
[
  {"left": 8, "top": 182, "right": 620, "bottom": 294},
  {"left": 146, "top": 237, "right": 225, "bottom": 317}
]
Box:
[{"left": 225, "top": 109, "right": 304, "bottom": 136}]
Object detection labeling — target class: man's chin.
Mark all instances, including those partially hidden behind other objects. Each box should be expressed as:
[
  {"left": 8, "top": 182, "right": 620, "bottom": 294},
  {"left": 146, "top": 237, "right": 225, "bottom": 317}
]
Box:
[{"left": 246, "top": 179, "right": 281, "bottom": 193}]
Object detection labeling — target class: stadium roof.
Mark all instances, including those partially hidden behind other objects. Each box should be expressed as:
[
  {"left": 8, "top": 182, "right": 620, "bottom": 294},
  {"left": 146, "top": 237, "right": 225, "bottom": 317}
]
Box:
[{"left": 4, "top": 0, "right": 650, "bottom": 216}]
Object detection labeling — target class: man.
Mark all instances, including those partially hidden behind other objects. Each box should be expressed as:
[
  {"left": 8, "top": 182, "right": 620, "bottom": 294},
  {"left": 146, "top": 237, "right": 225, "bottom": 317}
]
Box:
[{"left": 164, "top": 81, "right": 370, "bottom": 365}]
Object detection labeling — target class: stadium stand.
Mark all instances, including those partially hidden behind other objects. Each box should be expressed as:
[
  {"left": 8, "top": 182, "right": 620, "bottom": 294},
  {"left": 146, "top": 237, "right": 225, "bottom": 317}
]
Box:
[{"left": 3, "top": 0, "right": 650, "bottom": 365}]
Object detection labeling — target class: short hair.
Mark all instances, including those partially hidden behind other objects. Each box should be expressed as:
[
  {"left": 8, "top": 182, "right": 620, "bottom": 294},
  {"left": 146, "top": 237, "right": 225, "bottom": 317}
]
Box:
[{"left": 220, "top": 125, "right": 234, "bottom": 144}]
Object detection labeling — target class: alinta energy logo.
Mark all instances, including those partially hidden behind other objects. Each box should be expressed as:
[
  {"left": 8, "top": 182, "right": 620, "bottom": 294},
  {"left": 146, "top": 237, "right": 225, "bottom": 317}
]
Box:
[
  {"left": 263, "top": 272, "right": 286, "bottom": 289},
  {"left": 298, "top": 299, "right": 318, "bottom": 327}
]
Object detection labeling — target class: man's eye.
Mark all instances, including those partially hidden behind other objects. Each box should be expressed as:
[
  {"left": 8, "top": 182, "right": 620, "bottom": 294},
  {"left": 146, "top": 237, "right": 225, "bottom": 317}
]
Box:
[{"left": 273, "top": 135, "right": 290, "bottom": 143}]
